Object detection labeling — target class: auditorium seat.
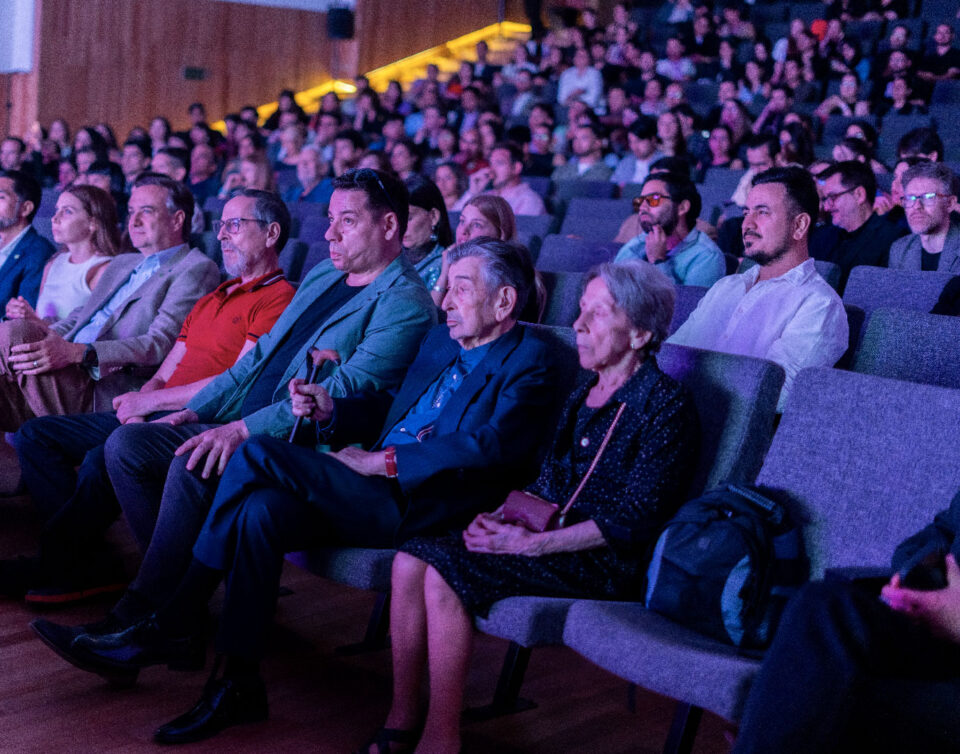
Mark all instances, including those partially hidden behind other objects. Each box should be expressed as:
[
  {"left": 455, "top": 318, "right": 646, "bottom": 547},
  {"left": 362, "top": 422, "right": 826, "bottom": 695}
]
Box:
[
  {"left": 535, "top": 234, "right": 619, "bottom": 273},
  {"left": 842, "top": 266, "right": 957, "bottom": 320},
  {"left": 558, "top": 198, "right": 633, "bottom": 240},
  {"left": 669, "top": 285, "right": 707, "bottom": 334},
  {"left": 539, "top": 270, "right": 586, "bottom": 327},
  {"left": 563, "top": 367, "right": 960, "bottom": 753}
]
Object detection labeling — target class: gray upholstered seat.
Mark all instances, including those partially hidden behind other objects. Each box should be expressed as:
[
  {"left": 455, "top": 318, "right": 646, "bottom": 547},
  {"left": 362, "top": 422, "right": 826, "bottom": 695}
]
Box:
[
  {"left": 852, "top": 308, "right": 960, "bottom": 389},
  {"left": 842, "top": 266, "right": 956, "bottom": 320},
  {"left": 557, "top": 198, "right": 633, "bottom": 241},
  {"left": 563, "top": 368, "right": 960, "bottom": 753},
  {"left": 535, "top": 234, "right": 619, "bottom": 273},
  {"left": 668, "top": 285, "right": 707, "bottom": 335}
]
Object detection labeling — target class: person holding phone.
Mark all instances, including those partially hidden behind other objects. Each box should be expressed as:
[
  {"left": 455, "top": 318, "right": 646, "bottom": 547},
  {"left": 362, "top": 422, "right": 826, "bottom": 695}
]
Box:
[{"left": 733, "top": 490, "right": 960, "bottom": 753}]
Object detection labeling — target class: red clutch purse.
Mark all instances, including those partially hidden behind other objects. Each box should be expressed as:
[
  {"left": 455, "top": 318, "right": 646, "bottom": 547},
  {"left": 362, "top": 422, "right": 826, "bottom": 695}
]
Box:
[{"left": 499, "top": 403, "right": 627, "bottom": 533}]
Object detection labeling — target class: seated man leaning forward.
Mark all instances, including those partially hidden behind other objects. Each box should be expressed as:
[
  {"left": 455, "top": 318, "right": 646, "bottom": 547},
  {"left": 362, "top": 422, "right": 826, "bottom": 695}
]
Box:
[
  {"left": 30, "top": 167, "right": 435, "bottom": 645},
  {"left": 733, "top": 490, "right": 960, "bottom": 754},
  {"left": 0, "top": 189, "right": 297, "bottom": 603},
  {"left": 0, "top": 172, "right": 220, "bottom": 429},
  {"left": 668, "top": 166, "right": 849, "bottom": 409},
  {"left": 35, "top": 238, "right": 572, "bottom": 746},
  {"left": 615, "top": 171, "right": 727, "bottom": 287}
]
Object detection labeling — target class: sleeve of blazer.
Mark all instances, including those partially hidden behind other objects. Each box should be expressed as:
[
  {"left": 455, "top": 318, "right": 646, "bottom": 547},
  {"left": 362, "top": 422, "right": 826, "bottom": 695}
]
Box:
[
  {"left": 240, "top": 279, "right": 436, "bottom": 438},
  {"left": 92, "top": 252, "right": 220, "bottom": 376},
  {"left": 14, "top": 232, "right": 55, "bottom": 308},
  {"left": 393, "top": 335, "right": 559, "bottom": 495}
]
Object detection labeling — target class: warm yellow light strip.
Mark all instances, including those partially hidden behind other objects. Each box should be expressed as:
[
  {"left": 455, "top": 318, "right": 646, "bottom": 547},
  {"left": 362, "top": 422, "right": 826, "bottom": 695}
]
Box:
[{"left": 211, "top": 20, "right": 530, "bottom": 133}]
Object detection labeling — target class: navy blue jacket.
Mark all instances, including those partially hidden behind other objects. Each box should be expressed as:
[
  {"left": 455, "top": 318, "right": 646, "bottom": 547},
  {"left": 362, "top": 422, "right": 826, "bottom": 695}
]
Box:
[
  {"left": 325, "top": 323, "right": 575, "bottom": 540},
  {"left": 0, "top": 226, "right": 56, "bottom": 308}
]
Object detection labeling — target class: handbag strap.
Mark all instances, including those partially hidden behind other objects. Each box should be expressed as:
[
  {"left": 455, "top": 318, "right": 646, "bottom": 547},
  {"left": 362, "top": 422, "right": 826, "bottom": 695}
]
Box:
[{"left": 559, "top": 401, "right": 627, "bottom": 518}]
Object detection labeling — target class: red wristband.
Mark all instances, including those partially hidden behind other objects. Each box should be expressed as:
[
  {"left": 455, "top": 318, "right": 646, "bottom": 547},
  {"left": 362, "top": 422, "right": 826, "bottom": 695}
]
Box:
[{"left": 384, "top": 446, "right": 398, "bottom": 479}]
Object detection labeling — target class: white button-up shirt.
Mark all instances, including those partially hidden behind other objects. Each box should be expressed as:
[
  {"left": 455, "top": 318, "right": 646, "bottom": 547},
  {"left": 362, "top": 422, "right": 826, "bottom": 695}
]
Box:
[{"left": 668, "top": 258, "right": 849, "bottom": 409}]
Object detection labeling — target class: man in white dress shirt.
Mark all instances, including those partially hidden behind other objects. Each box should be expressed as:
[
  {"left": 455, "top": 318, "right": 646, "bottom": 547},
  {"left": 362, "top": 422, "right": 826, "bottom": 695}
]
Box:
[{"left": 669, "top": 166, "right": 848, "bottom": 409}]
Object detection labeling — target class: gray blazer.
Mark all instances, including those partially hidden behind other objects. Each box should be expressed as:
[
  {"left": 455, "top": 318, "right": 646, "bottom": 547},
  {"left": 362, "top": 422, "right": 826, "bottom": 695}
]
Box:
[
  {"left": 52, "top": 244, "right": 220, "bottom": 405},
  {"left": 888, "top": 218, "right": 960, "bottom": 273}
]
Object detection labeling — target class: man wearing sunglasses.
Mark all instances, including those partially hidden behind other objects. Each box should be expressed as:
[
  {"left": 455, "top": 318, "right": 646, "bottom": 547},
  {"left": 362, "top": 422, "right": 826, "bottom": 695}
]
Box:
[
  {"left": 615, "top": 172, "right": 726, "bottom": 287},
  {"left": 888, "top": 162, "right": 960, "bottom": 273}
]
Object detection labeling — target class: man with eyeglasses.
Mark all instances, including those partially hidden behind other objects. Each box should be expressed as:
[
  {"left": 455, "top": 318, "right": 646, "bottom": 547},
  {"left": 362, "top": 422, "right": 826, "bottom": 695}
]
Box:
[
  {"left": 29, "top": 169, "right": 435, "bottom": 663},
  {"left": 669, "top": 167, "right": 848, "bottom": 409},
  {"left": 817, "top": 160, "right": 907, "bottom": 288},
  {"left": 0, "top": 189, "right": 295, "bottom": 603},
  {"left": 615, "top": 172, "right": 725, "bottom": 287},
  {"left": 888, "top": 162, "right": 960, "bottom": 273}
]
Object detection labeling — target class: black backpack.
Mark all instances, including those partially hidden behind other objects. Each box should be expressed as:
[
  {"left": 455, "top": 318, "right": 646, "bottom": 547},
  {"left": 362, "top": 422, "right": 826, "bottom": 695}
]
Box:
[{"left": 644, "top": 483, "right": 807, "bottom": 650}]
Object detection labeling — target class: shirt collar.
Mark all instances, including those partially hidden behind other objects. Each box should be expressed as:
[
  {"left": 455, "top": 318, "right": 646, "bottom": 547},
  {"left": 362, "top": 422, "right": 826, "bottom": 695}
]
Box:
[
  {"left": 0, "top": 225, "right": 31, "bottom": 256},
  {"left": 216, "top": 269, "right": 286, "bottom": 297},
  {"left": 742, "top": 257, "right": 815, "bottom": 288}
]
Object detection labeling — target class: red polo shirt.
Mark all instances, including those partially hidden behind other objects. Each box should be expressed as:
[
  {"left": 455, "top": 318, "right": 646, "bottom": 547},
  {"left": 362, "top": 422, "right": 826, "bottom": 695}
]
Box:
[{"left": 165, "top": 269, "right": 295, "bottom": 388}]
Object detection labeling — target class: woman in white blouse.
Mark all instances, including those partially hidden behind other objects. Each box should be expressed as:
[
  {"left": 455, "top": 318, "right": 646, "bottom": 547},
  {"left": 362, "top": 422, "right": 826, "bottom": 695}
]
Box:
[{"left": 6, "top": 185, "right": 120, "bottom": 322}]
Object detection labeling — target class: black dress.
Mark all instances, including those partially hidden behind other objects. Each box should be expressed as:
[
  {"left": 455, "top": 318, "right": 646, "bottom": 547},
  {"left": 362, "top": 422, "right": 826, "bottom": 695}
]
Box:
[{"left": 401, "top": 358, "right": 700, "bottom": 618}]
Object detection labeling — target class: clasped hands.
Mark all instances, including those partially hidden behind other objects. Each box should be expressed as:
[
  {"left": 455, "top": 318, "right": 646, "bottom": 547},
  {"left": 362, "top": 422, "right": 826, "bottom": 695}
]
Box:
[
  {"left": 7, "top": 325, "right": 86, "bottom": 376},
  {"left": 881, "top": 553, "right": 960, "bottom": 644},
  {"left": 462, "top": 510, "right": 543, "bottom": 556}
]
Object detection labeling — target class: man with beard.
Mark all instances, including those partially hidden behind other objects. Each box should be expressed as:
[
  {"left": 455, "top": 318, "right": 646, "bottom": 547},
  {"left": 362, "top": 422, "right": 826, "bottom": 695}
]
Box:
[
  {"left": 614, "top": 172, "right": 725, "bottom": 287},
  {"left": 668, "top": 166, "right": 848, "bottom": 409},
  {"left": 0, "top": 170, "right": 56, "bottom": 308},
  {"left": 888, "top": 162, "right": 960, "bottom": 273}
]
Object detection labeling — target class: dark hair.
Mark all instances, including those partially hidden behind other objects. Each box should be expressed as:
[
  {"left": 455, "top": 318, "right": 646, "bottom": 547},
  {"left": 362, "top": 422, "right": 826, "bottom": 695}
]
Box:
[
  {"left": 820, "top": 159, "right": 877, "bottom": 204},
  {"left": 0, "top": 169, "right": 42, "bottom": 222},
  {"left": 447, "top": 238, "right": 535, "bottom": 320},
  {"left": 130, "top": 172, "right": 195, "bottom": 241},
  {"left": 333, "top": 168, "right": 410, "bottom": 239},
  {"left": 156, "top": 146, "right": 190, "bottom": 174},
  {"left": 835, "top": 136, "right": 873, "bottom": 162},
  {"left": 848, "top": 120, "right": 878, "bottom": 148},
  {"left": 649, "top": 155, "right": 692, "bottom": 179},
  {"left": 390, "top": 138, "right": 422, "bottom": 172},
  {"left": 751, "top": 166, "right": 819, "bottom": 227},
  {"left": 335, "top": 129, "right": 366, "bottom": 152},
  {"left": 897, "top": 127, "right": 944, "bottom": 161},
  {"left": 86, "top": 160, "right": 126, "bottom": 194},
  {"left": 238, "top": 188, "right": 292, "bottom": 252},
  {"left": 643, "top": 171, "right": 702, "bottom": 226},
  {"left": 491, "top": 141, "right": 524, "bottom": 166},
  {"left": 123, "top": 138, "right": 152, "bottom": 160},
  {"left": 779, "top": 122, "right": 815, "bottom": 167},
  {"left": 405, "top": 175, "right": 453, "bottom": 247},
  {"left": 629, "top": 115, "right": 658, "bottom": 140},
  {"left": 744, "top": 133, "right": 781, "bottom": 158},
  {"left": 61, "top": 184, "right": 122, "bottom": 256}
]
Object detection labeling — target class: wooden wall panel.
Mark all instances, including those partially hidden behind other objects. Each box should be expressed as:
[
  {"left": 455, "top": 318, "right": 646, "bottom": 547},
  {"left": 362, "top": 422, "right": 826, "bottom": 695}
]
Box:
[
  {"left": 33, "top": 0, "right": 332, "bottom": 139},
  {"left": 354, "top": 0, "right": 526, "bottom": 75}
]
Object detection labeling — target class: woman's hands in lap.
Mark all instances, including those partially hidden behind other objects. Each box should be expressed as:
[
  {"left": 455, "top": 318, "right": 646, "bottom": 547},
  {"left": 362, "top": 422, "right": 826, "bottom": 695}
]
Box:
[{"left": 463, "top": 512, "right": 544, "bottom": 556}]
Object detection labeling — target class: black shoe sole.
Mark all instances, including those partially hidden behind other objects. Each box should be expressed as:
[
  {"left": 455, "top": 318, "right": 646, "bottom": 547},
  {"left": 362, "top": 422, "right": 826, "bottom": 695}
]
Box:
[{"left": 30, "top": 618, "right": 139, "bottom": 688}]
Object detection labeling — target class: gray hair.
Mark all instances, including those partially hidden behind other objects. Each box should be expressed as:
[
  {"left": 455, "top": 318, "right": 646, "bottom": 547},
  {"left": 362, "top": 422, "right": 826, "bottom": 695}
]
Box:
[
  {"left": 240, "top": 188, "right": 291, "bottom": 251},
  {"left": 901, "top": 161, "right": 959, "bottom": 198},
  {"left": 584, "top": 261, "right": 675, "bottom": 354},
  {"left": 447, "top": 238, "right": 535, "bottom": 319}
]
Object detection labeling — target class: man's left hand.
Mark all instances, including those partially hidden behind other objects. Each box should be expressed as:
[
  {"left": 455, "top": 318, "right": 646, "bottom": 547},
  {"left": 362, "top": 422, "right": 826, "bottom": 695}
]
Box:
[
  {"left": 9, "top": 334, "right": 85, "bottom": 375},
  {"left": 174, "top": 419, "right": 250, "bottom": 479},
  {"left": 328, "top": 446, "right": 388, "bottom": 477},
  {"left": 882, "top": 554, "right": 960, "bottom": 644}
]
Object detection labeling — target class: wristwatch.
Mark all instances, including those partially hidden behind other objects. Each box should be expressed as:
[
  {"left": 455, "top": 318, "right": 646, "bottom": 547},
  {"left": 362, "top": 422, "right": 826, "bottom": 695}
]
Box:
[{"left": 81, "top": 344, "right": 99, "bottom": 369}]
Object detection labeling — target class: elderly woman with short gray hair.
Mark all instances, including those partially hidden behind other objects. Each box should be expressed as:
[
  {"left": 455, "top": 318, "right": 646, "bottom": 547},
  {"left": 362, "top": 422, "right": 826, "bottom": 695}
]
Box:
[{"left": 361, "top": 261, "right": 700, "bottom": 754}]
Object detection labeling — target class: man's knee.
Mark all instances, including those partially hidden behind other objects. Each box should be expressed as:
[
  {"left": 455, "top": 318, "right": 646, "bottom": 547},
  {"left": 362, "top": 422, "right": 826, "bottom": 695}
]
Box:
[{"left": 105, "top": 423, "right": 174, "bottom": 476}]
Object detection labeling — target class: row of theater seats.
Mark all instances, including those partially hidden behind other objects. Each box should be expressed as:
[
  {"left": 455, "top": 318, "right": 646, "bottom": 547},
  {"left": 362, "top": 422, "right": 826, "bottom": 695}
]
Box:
[{"left": 286, "top": 305, "right": 960, "bottom": 752}]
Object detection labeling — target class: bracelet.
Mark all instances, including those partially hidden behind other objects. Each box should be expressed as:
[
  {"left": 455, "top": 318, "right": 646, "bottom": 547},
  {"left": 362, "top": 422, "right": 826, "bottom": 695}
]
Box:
[{"left": 384, "top": 446, "right": 398, "bottom": 478}]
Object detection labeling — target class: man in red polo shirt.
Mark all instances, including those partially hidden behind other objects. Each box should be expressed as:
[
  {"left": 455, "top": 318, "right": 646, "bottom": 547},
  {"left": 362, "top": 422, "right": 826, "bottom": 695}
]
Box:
[{"left": 0, "top": 189, "right": 296, "bottom": 603}]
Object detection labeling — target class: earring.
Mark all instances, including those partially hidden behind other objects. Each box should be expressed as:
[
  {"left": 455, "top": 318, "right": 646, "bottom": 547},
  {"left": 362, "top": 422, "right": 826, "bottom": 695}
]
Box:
[{"left": 429, "top": 224, "right": 438, "bottom": 245}]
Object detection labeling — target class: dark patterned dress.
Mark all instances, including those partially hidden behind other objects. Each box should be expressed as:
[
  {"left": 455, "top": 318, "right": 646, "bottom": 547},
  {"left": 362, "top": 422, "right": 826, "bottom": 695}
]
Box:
[{"left": 401, "top": 357, "right": 700, "bottom": 617}]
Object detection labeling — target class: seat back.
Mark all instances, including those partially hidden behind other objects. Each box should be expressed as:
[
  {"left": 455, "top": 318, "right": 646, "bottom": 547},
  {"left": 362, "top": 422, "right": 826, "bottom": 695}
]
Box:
[
  {"left": 539, "top": 270, "right": 586, "bottom": 327},
  {"left": 558, "top": 198, "right": 633, "bottom": 240},
  {"left": 658, "top": 345, "right": 784, "bottom": 496},
  {"left": 515, "top": 214, "right": 555, "bottom": 238},
  {"left": 852, "top": 308, "right": 960, "bottom": 389},
  {"left": 553, "top": 180, "right": 617, "bottom": 202},
  {"left": 813, "top": 259, "right": 842, "bottom": 293},
  {"left": 669, "top": 284, "right": 707, "bottom": 334},
  {"left": 535, "top": 235, "right": 619, "bottom": 273},
  {"left": 298, "top": 241, "right": 330, "bottom": 283},
  {"left": 842, "top": 266, "right": 956, "bottom": 319},
  {"left": 756, "top": 368, "right": 960, "bottom": 578},
  {"left": 297, "top": 215, "right": 330, "bottom": 244},
  {"left": 278, "top": 240, "right": 309, "bottom": 283}
]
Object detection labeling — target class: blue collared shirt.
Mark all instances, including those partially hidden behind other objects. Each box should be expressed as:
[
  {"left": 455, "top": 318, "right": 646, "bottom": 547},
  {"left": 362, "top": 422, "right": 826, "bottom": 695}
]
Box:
[
  {"left": 72, "top": 244, "right": 185, "bottom": 345},
  {"left": 381, "top": 341, "right": 493, "bottom": 447},
  {"left": 615, "top": 228, "right": 726, "bottom": 287}
]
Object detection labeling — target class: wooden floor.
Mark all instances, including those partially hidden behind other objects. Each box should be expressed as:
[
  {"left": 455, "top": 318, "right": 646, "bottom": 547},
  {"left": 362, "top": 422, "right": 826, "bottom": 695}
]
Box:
[{"left": 0, "top": 494, "right": 733, "bottom": 753}]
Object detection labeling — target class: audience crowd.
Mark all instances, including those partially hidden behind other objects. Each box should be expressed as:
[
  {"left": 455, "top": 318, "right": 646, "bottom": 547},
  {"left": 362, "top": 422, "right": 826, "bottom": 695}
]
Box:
[{"left": 0, "top": 0, "right": 958, "bottom": 749}]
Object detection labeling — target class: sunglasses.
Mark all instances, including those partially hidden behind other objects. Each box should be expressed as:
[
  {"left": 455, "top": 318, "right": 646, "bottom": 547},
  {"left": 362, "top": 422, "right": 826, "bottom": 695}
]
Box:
[
  {"left": 352, "top": 167, "right": 398, "bottom": 218},
  {"left": 632, "top": 193, "right": 670, "bottom": 211}
]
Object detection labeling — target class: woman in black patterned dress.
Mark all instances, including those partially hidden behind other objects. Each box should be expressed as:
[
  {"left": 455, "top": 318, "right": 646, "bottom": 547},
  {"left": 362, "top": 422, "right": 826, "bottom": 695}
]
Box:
[{"left": 362, "top": 261, "right": 700, "bottom": 754}]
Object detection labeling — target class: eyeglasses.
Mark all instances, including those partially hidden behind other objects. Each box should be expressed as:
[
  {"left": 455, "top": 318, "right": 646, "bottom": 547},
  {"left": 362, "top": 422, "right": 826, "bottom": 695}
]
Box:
[
  {"left": 902, "top": 192, "right": 951, "bottom": 208},
  {"left": 633, "top": 193, "right": 671, "bottom": 211},
  {"left": 820, "top": 187, "right": 856, "bottom": 206},
  {"left": 353, "top": 167, "right": 399, "bottom": 219},
  {"left": 213, "top": 217, "right": 267, "bottom": 234}
]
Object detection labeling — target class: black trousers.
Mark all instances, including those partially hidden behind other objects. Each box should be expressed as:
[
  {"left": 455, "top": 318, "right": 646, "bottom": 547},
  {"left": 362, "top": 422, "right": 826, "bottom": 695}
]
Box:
[
  {"left": 192, "top": 435, "right": 403, "bottom": 659},
  {"left": 733, "top": 580, "right": 960, "bottom": 754}
]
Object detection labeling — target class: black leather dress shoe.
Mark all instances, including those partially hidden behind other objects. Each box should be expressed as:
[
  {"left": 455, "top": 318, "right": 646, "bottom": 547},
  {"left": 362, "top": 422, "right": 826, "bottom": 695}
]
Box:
[
  {"left": 30, "top": 615, "right": 139, "bottom": 688},
  {"left": 154, "top": 673, "right": 268, "bottom": 745},
  {"left": 72, "top": 616, "right": 205, "bottom": 673}
]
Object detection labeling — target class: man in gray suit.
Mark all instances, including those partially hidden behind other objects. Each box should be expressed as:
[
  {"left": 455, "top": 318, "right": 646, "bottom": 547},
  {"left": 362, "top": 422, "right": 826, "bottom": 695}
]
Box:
[
  {"left": 888, "top": 162, "right": 960, "bottom": 273},
  {"left": 0, "top": 173, "right": 219, "bottom": 430}
]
